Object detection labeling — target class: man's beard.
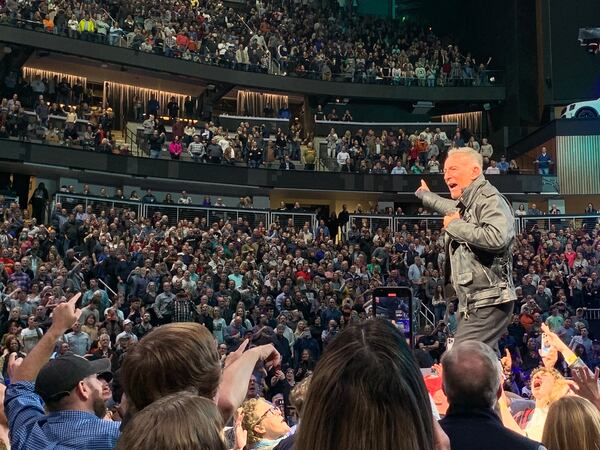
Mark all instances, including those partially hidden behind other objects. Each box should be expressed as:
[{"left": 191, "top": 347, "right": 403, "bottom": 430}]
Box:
[{"left": 92, "top": 392, "right": 108, "bottom": 418}]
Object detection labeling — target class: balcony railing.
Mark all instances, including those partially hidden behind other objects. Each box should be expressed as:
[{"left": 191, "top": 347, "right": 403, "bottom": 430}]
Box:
[
  {"left": 54, "top": 193, "right": 317, "bottom": 230},
  {"left": 347, "top": 213, "right": 597, "bottom": 236},
  {"left": 55, "top": 193, "right": 599, "bottom": 238}
]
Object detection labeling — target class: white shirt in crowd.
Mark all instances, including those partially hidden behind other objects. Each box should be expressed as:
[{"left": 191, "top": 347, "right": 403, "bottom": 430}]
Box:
[
  {"left": 21, "top": 327, "right": 43, "bottom": 354},
  {"left": 337, "top": 150, "right": 350, "bottom": 167}
]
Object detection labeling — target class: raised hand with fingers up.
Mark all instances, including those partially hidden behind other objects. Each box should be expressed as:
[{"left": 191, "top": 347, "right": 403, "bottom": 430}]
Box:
[
  {"left": 11, "top": 292, "right": 82, "bottom": 383},
  {"left": 571, "top": 367, "right": 600, "bottom": 410},
  {"left": 51, "top": 292, "right": 83, "bottom": 332}
]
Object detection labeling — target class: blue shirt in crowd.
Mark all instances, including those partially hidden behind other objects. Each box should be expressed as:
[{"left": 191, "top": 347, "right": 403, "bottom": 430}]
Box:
[
  {"left": 5, "top": 381, "right": 120, "bottom": 450},
  {"left": 537, "top": 152, "right": 551, "bottom": 169}
]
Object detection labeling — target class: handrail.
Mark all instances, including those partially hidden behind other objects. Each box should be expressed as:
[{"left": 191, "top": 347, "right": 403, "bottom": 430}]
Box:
[
  {"left": 585, "top": 309, "right": 600, "bottom": 321},
  {"left": 54, "top": 193, "right": 315, "bottom": 228},
  {"left": 315, "top": 119, "right": 459, "bottom": 128},
  {"left": 54, "top": 194, "right": 600, "bottom": 234},
  {"left": 346, "top": 213, "right": 600, "bottom": 236},
  {"left": 419, "top": 303, "right": 436, "bottom": 328}
]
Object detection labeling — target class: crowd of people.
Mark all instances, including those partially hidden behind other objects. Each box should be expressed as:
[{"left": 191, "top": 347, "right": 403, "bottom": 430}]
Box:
[
  {"left": 1, "top": 85, "right": 517, "bottom": 175},
  {"left": 0, "top": 179, "right": 597, "bottom": 449},
  {"left": 323, "top": 124, "right": 518, "bottom": 175},
  {"left": 1, "top": 0, "right": 496, "bottom": 86}
]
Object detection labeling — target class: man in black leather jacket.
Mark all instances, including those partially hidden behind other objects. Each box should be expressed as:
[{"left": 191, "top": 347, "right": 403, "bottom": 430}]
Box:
[{"left": 416, "top": 147, "right": 516, "bottom": 352}]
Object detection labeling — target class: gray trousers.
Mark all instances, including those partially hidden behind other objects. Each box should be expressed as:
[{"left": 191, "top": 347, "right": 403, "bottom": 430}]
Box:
[{"left": 455, "top": 301, "right": 513, "bottom": 354}]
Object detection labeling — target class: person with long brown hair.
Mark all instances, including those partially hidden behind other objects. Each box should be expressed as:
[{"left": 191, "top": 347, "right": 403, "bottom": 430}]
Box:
[
  {"left": 294, "top": 318, "right": 448, "bottom": 450},
  {"left": 542, "top": 396, "right": 600, "bottom": 450},
  {"left": 116, "top": 391, "right": 233, "bottom": 450},
  {"left": 120, "top": 323, "right": 281, "bottom": 422}
]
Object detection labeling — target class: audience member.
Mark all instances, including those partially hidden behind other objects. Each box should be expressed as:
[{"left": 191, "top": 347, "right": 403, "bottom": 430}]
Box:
[
  {"left": 440, "top": 340, "right": 544, "bottom": 450},
  {"left": 294, "top": 319, "right": 449, "bottom": 450},
  {"left": 541, "top": 396, "right": 600, "bottom": 450}
]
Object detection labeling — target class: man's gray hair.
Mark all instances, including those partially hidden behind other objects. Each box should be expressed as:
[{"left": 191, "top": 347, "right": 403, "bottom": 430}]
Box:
[
  {"left": 447, "top": 147, "right": 483, "bottom": 170},
  {"left": 441, "top": 340, "right": 501, "bottom": 409}
]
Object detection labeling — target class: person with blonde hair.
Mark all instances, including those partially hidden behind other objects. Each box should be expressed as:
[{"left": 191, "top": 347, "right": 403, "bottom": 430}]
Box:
[
  {"left": 116, "top": 391, "right": 236, "bottom": 450},
  {"left": 238, "top": 397, "right": 291, "bottom": 449},
  {"left": 274, "top": 375, "right": 312, "bottom": 450},
  {"left": 542, "top": 396, "right": 600, "bottom": 450},
  {"left": 500, "top": 366, "right": 571, "bottom": 442}
]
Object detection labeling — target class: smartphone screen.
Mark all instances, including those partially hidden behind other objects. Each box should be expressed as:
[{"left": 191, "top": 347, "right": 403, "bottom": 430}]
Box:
[
  {"left": 373, "top": 288, "right": 413, "bottom": 345},
  {"left": 540, "top": 333, "right": 551, "bottom": 356}
]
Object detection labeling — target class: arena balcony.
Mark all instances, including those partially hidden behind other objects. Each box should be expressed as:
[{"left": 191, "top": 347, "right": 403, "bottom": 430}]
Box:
[
  {"left": 0, "top": 23, "right": 506, "bottom": 103},
  {"left": 0, "top": 137, "right": 542, "bottom": 198}
]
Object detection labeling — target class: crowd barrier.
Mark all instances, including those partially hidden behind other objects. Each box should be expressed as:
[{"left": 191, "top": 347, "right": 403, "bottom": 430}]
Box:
[
  {"left": 347, "top": 213, "right": 596, "bottom": 237},
  {"left": 55, "top": 194, "right": 599, "bottom": 237},
  {"left": 54, "top": 193, "right": 317, "bottom": 230}
]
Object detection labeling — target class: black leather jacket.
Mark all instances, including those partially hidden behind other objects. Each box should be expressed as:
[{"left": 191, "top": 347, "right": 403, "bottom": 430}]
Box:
[{"left": 420, "top": 176, "right": 517, "bottom": 316}]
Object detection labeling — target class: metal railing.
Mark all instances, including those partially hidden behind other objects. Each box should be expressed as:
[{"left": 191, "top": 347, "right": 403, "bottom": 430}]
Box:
[
  {"left": 350, "top": 215, "right": 394, "bottom": 234},
  {"left": 271, "top": 211, "right": 318, "bottom": 232},
  {"left": 419, "top": 303, "right": 436, "bottom": 329},
  {"left": 519, "top": 214, "right": 600, "bottom": 233},
  {"left": 585, "top": 309, "right": 600, "bottom": 321},
  {"left": 54, "top": 194, "right": 600, "bottom": 237},
  {"left": 124, "top": 125, "right": 143, "bottom": 157},
  {"left": 54, "top": 193, "right": 315, "bottom": 229},
  {"left": 55, "top": 193, "right": 143, "bottom": 218},
  {"left": 142, "top": 203, "right": 270, "bottom": 228},
  {"left": 347, "top": 213, "right": 600, "bottom": 237}
]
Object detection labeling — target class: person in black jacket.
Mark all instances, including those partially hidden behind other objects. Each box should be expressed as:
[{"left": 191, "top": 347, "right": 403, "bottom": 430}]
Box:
[
  {"left": 337, "top": 204, "right": 349, "bottom": 238},
  {"left": 274, "top": 324, "right": 292, "bottom": 367},
  {"left": 29, "top": 182, "right": 49, "bottom": 224},
  {"left": 278, "top": 155, "right": 295, "bottom": 170},
  {"left": 439, "top": 340, "right": 545, "bottom": 450}
]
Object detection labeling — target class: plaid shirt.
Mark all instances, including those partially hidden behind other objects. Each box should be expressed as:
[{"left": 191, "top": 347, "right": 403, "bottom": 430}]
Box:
[
  {"left": 9, "top": 271, "right": 31, "bottom": 292},
  {"left": 5, "top": 381, "right": 120, "bottom": 450},
  {"left": 172, "top": 298, "right": 196, "bottom": 323}
]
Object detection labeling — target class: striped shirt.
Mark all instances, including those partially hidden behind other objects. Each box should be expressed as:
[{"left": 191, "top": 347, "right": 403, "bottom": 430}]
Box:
[{"left": 5, "top": 381, "right": 120, "bottom": 450}]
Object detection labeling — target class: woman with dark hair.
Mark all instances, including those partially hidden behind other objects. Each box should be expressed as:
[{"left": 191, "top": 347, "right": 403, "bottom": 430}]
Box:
[
  {"left": 294, "top": 319, "right": 448, "bottom": 450},
  {"left": 1, "top": 336, "right": 26, "bottom": 384},
  {"left": 29, "top": 182, "right": 49, "bottom": 224},
  {"left": 162, "top": 193, "right": 174, "bottom": 204},
  {"left": 573, "top": 343, "right": 589, "bottom": 365}
]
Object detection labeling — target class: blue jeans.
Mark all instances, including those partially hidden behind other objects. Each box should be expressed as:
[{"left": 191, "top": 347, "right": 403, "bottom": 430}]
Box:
[
  {"left": 150, "top": 149, "right": 161, "bottom": 159},
  {"left": 538, "top": 167, "right": 549, "bottom": 175}
]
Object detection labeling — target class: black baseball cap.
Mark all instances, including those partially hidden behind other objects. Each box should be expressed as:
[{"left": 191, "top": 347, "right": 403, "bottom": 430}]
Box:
[{"left": 35, "top": 353, "right": 111, "bottom": 402}]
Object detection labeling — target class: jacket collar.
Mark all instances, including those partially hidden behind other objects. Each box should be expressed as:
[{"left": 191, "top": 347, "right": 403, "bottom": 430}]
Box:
[
  {"left": 445, "top": 404, "right": 501, "bottom": 422},
  {"left": 457, "top": 175, "right": 487, "bottom": 210}
]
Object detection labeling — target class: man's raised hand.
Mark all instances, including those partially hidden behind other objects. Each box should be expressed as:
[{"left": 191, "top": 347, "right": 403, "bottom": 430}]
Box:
[
  {"left": 416, "top": 179, "right": 431, "bottom": 195},
  {"left": 51, "top": 292, "right": 82, "bottom": 332}
]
